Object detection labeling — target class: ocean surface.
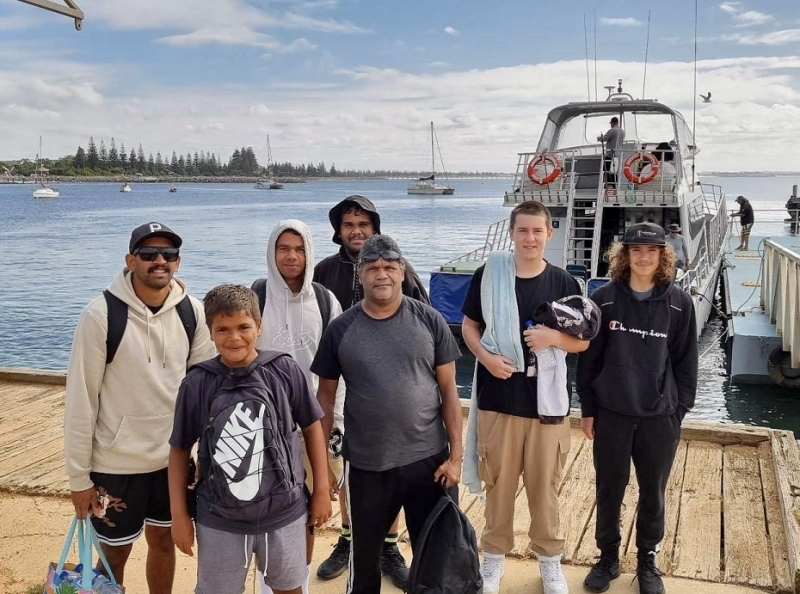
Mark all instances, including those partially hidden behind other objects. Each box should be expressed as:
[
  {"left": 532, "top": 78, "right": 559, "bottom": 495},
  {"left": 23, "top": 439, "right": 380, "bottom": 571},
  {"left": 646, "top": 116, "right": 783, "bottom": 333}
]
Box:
[{"left": 1, "top": 176, "right": 799, "bottom": 435}]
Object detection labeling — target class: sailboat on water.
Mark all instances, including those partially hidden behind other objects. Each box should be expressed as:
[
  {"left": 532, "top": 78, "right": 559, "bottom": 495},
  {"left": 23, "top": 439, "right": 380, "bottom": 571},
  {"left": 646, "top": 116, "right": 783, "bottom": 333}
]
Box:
[
  {"left": 255, "top": 135, "right": 283, "bottom": 190},
  {"left": 32, "top": 136, "right": 59, "bottom": 199},
  {"left": 408, "top": 122, "right": 454, "bottom": 195}
]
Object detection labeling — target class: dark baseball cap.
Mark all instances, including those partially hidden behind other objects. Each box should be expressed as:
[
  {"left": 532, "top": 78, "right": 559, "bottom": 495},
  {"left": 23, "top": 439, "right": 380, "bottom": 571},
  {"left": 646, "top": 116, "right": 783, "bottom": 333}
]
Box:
[
  {"left": 622, "top": 222, "right": 666, "bottom": 246},
  {"left": 129, "top": 222, "right": 183, "bottom": 253}
]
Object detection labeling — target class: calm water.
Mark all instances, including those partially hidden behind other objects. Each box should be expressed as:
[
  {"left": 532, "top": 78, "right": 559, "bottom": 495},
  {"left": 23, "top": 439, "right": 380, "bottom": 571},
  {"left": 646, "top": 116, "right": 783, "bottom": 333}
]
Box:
[{"left": 1, "top": 176, "right": 799, "bottom": 435}]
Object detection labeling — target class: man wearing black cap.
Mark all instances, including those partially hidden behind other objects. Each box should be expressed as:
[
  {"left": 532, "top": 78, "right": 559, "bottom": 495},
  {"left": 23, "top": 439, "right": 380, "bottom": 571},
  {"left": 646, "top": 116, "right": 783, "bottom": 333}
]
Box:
[
  {"left": 64, "top": 222, "right": 215, "bottom": 592},
  {"left": 312, "top": 196, "right": 428, "bottom": 588},
  {"left": 665, "top": 223, "right": 690, "bottom": 271},
  {"left": 576, "top": 222, "right": 698, "bottom": 594},
  {"left": 730, "top": 195, "right": 754, "bottom": 251},
  {"left": 598, "top": 116, "right": 625, "bottom": 184}
]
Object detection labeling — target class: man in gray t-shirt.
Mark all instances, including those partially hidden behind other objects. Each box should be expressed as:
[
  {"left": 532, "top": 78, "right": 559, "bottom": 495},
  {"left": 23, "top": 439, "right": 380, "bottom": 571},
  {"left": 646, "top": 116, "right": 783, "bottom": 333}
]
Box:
[
  {"left": 665, "top": 223, "right": 690, "bottom": 270},
  {"left": 312, "top": 234, "right": 463, "bottom": 594},
  {"left": 599, "top": 117, "right": 625, "bottom": 184}
]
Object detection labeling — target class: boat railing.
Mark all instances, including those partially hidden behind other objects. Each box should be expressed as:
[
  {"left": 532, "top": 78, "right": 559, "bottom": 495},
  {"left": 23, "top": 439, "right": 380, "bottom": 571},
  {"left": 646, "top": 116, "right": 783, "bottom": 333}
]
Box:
[
  {"left": 761, "top": 238, "right": 800, "bottom": 368},
  {"left": 441, "top": 218, "right": 511, "bottom": 265},
  {"left": 504, "top": 149, "right": 579, "bottom": 206}
]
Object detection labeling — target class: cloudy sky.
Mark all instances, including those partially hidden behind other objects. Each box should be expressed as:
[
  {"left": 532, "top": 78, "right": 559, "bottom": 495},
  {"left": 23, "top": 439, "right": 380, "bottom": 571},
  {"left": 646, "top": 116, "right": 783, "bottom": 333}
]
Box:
[{"left": 1, "top": 0, "right": 798, "bottom": 172}]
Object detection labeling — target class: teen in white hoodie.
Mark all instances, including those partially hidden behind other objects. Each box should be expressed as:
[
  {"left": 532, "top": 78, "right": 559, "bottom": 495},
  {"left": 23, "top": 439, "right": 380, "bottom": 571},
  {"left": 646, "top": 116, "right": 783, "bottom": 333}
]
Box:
[
  {"left": 64, "top": 222, "right": 215, "bottom": 592},
  {"left": 255, "top": 219, "right": 345, "bottom": 594}
]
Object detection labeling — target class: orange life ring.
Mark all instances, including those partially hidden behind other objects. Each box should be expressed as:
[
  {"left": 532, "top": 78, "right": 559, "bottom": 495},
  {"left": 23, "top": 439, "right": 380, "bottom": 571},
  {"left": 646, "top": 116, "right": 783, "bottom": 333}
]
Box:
[
  {"left": 527, "top": 153, "right": 562, "bottom": 185},
  {"left": 623, "top": 151, "right": 660, "bottom": 184}
]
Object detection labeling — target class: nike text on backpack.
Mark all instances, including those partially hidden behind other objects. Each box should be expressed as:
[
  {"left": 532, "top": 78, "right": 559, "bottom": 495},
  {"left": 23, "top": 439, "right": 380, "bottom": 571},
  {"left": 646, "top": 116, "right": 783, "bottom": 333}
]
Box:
[
  {"left": 251, "top": 277, "right": 332, "bottom": 332},
  {"left": 406, "top": 482, "right": 483, "bottom": 594},
  {"left": 197, "top": 358, "right": 304, "bottom": 522},
  {"left": 103, "top": 290, "right": 197, "bottom": 365}
]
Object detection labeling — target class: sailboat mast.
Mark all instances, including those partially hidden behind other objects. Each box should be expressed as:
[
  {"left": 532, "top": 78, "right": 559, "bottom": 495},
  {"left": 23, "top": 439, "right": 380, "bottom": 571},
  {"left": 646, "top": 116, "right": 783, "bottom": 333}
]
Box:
[{"left": 430, "top": 122, "right": 435, "bottom": 176}]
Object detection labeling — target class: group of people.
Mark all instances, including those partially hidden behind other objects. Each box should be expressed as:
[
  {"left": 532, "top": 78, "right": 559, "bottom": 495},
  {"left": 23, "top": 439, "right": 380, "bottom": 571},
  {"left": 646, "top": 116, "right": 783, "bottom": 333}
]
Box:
[{"left": 64, "top": 195, "right": 698, "bottom": 594}]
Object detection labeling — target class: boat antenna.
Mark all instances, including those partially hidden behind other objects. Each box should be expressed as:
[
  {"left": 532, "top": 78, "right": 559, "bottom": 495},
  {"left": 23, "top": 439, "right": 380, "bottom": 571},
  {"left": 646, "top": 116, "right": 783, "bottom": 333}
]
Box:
[
  {"left": 691, "top": 0, "right": 698, "bottom": 188},
  {"left": 593, "top": 9, "right": 598, "bottom": 101},
  {"left": 584, "top": 13, "right": 591, "bottom": 101},
  {"left": 642, "top": 10, "right": 651, "bottom": 98}
]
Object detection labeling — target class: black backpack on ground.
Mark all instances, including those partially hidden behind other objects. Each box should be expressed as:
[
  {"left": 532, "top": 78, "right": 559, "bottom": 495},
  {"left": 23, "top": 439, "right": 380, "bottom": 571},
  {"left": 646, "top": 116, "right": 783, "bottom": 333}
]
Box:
[
  {"left": 406, "top": 484, "right": 483, "bottom": 594},
  {"left": 196, "top": 355, "right": 303, "bottom": 522},
  {"left": 103, "top": 290, "right": 197, "bottom": 365},
  {"left": 251, "top": 278, "right": 333, "bottom": 332}
]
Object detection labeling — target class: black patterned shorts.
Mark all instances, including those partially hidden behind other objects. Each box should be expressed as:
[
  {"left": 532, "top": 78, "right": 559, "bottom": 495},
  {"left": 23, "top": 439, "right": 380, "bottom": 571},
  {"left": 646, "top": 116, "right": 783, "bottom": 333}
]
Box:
[{"left": 90, "top": 468, "right": 171, "bottom": 546}]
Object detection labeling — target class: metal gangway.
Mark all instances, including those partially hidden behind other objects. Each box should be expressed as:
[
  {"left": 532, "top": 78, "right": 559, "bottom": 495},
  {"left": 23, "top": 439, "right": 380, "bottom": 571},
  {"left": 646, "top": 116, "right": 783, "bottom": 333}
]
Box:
[{"left": 761, "top": 238, "right": 800, "bottom": 369}]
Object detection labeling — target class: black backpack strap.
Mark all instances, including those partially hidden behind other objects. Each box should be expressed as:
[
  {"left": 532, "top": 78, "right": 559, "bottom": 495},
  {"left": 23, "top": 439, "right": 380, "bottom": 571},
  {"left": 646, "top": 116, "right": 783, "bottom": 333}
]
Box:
[
  {"left": 176, "top": 296, "right": 198, "bottom": 356},
  {"left": 312, "top": 282, "right": 332, "bottom": 332},
  {"left": 103, "top": 290, "right": 128, "bottom": 365},
  {"left": 251, "top": 278, "right": 267, "bottom": 316}
]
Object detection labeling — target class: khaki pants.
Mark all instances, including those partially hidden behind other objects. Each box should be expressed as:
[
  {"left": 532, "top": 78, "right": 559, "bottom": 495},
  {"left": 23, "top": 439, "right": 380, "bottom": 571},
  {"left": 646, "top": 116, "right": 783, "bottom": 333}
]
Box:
[{"left": 477, "top": 410, "right": 570, "bottom": 557}]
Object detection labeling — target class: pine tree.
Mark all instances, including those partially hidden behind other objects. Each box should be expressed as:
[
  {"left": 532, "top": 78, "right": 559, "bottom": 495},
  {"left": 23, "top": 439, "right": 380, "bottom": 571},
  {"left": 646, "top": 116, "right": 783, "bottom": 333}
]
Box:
[
  {"left": 171, "top": 151, "right": 178, "bottom": 172},
  {"left": 108, "top": 138, "right": 119, "bottom": 168},
  {"left": 137, "top": 144, "right": 146, "bottom": 172},
  {"left": 74, "top": 146, "right": 87, "bottom": 170},
  {"left": 120, "top": 143, "right": 127, "bottom": 168},
  {"left": 177, "top": 155, "right": 186, "bottom": 175},
  {"left": 99, "top": 140, "right": 108, "bottom": 167},
  {"left": 87, "top": 136, "right": 99, "bottom": 170},
  {"left": 155, "top": 151, "right": 163, "bottom": 172},
  {"left": 147, "top": 153, "right": 155, "bottom": 174},
  {"left": 129, "top": 148, "right": 136, "bottom": 169}
]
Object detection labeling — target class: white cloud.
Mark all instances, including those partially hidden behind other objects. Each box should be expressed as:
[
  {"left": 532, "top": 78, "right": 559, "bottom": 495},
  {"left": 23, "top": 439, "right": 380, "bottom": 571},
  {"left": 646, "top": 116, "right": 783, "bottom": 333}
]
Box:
[
  {"left": 734, "top": 10, "right": 773, "bottom": 26},
  {"left": 444, "top": 26, "right": 458, "bottom": 36},
  {"left": 719, "top": 2, "right": 741, "bottom": 14},
  {"left": 428, "top": 61, "right": 451, "bottom": 69},
  {"left": 599, "top": 17, "right": 642, "bottom": 27},
  {"left": 726, "top": 29, "right": 800, "bottom": 45},
  {"left": 0, "top": 15, "right": 40, "bottom": 30}
]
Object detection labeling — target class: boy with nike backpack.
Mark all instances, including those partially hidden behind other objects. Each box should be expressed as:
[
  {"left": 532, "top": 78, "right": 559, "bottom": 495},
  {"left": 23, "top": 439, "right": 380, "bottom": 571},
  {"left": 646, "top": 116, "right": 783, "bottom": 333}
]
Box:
[{"left": 168, "top": 284, "right": 331, "bottom": 594}]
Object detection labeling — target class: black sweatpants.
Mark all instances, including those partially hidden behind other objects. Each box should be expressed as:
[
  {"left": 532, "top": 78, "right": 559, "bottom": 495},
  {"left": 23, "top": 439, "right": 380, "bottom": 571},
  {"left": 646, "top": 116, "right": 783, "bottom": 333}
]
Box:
[
  {"left": 593, "top": 407, "right": 681, "bottom": 553},
  {"left": 346, "top": 449, "right": 456, "bottom": 594}
]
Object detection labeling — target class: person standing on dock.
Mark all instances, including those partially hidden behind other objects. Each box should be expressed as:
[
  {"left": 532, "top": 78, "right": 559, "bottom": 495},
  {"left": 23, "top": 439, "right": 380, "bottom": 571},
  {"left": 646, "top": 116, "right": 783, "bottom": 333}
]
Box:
[
  {"left": 461, "top": 200, "right": 590, "bottom": 594},
  {"left": 64, "top": 222, "right": 216, "bottom": 593},
  {"left": 251, "top": 219, "right": 345, "bottom": 594},
  {"left": 576, "top": 222, "right": 698, "bottom": 594},
  {"left": 311, "top": 234, "right": 464, "bottom": 594},
  {"left": 730, "top": 195, "right": 754, "bottom": 251},
  {"left": 665, "top": 223, "right": 690, "bottom": 271},
  {"left": 312, "top": 195, "right": 428, "bottom": 589}
]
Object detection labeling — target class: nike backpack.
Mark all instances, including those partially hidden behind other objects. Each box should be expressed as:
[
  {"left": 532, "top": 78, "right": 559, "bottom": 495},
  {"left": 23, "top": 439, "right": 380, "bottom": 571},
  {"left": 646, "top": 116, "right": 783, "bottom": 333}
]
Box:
[{"left": 197, "top": 358, "right": 304, "bottom": 522}]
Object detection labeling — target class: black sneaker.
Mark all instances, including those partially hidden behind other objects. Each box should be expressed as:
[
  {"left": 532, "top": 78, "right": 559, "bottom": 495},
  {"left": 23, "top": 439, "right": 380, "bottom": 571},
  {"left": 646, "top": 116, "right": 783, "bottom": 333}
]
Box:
[
  {"left": 316, "top": 536, "right": 350, "bottom": 580},
  {"left": 583, "top": 549, "right": 620, "bottom": 593},
  {"left": 380, "top": 544, "right": 409, "bottom": 590},
  {"left": 636, "top": 551, "right": 665, "bottom": 594}
]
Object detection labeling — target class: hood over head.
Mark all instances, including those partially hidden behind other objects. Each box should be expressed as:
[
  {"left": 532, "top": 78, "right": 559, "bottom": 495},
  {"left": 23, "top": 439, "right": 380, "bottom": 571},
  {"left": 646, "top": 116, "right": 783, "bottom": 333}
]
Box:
[
  {"left": 266, "top": 219, "right": 316, "bottom": 297},
  {"left": 328, "top": 195, "right": 381, "bottom": 245}
]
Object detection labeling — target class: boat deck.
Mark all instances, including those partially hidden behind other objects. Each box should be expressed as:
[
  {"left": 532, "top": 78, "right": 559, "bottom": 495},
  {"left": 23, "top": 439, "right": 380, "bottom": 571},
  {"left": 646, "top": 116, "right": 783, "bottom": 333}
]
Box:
[
  {"left": 2, "top": 370, "right": 800, "bottom": 592},
  {"left": 724, "top": 233, "right": 800, "bottom": 382}
]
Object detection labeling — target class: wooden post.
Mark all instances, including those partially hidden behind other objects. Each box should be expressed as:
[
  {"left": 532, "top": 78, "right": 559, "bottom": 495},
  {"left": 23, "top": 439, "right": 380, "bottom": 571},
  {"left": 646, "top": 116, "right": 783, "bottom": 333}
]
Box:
[{"left": 770, "top": 429, "right": 800, "bottom": 593}]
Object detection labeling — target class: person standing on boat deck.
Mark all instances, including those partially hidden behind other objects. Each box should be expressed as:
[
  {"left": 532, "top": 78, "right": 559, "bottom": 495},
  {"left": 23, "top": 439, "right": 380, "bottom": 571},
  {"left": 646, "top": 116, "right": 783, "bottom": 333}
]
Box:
[
  {"left": 576, "top": 222, "right": 698, "bottom": 594},
  {"left": 599, "top": 117, "right": 625, "bottom": 184},
  {"left": 665, "top": 224, "right": 690, "bottom": 271},
  {"left": 311, "top": 234, "right": 464, "bottom": 594},
  {"left": 461, "top": 200, "right": 590, "bottom": 594},
  {"left": 64, "top": 222, "right": 216, "bottom": 593},
  {"left": 252, "top": 220, "right": 346, "bottom": 594},
  {"left": 730, "top": 195, "right": 754, "bottom": 251},
  {"left": 312, "top": 194, "right": 428, "bottom": 589}
]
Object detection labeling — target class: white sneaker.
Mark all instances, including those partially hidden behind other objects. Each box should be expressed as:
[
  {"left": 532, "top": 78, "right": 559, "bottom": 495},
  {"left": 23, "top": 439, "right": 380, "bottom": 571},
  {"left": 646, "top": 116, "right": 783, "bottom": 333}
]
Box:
[
  {"left": 539, "top": 554, "right": 568, "bottom": 594},
  {"left": 480, "top": 552, "right": 505, "bottom": 594}
]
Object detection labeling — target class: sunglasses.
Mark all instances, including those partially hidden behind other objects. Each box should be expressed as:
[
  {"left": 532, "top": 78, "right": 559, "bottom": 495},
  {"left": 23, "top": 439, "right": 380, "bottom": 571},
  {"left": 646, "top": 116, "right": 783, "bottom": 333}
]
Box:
[
  {"left": 133, "top": 246, "right": 180, "bottom": 262},
  {"left": 360, "top": 250, "right": 401, "bottom": 263}
]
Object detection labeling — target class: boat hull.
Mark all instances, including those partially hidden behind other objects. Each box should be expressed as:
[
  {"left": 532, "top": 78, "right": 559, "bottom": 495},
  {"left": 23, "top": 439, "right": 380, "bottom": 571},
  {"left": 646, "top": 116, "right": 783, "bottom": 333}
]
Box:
[
  {"left": 407, "top": 186, "right": 454, "bottom": 195},
  {"left": 32, "top": 188, "right": 59, "bottom": 199}
]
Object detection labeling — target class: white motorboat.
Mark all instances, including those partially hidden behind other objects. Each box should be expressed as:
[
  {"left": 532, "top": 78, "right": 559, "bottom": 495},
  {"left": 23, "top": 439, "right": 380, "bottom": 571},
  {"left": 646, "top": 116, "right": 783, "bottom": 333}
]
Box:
[
  {"left": 430, "top": 80, "right": 727, "bottom": 338},
  {"left": 408, "top": 122, "right": 454, "bottom": 195},
  {"left": 120, "top": 182, "right": 132, "bottom": 193}
]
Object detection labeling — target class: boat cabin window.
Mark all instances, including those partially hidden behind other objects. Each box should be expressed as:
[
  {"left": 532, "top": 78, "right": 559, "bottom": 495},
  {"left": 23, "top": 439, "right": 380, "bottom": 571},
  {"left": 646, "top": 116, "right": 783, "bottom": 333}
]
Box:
[
  {"left": 550, "top": 114, "right": 614, "bottom": 152},
  {"left": 622, "top": 112, "right": 676, "bottom": 151}
]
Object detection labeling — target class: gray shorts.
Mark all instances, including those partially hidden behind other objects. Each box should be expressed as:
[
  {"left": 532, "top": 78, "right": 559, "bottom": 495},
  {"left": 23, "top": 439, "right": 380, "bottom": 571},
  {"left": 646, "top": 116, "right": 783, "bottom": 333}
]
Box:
[{"left": 195, "top": 514, "right": 308, "bottom": 593}]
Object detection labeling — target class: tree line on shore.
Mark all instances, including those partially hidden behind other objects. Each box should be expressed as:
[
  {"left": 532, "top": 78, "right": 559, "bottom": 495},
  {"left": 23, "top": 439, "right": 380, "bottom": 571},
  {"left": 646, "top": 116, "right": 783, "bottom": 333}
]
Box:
[{"left": 1, "top": 136, "right": 504, "bottom": 179}]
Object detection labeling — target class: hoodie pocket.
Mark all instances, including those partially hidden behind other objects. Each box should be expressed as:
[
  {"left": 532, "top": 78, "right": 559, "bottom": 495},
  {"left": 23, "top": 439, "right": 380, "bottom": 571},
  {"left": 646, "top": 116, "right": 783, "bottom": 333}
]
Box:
[
  {"left": 591, "top": 364, "right": 665, "bottom": 415},
  {"left": 104, "top": 413, "right": 173, "bottom": 459}
]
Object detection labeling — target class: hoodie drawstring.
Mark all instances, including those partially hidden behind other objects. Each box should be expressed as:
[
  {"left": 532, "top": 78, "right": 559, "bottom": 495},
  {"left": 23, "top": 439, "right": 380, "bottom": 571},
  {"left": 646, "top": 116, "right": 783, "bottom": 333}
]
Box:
[
  {"left": 144, "top": 306, "right": 152, "bottom": 363},
  {"left": 160, "top": 316, "right": 167, "bottom": 368}
]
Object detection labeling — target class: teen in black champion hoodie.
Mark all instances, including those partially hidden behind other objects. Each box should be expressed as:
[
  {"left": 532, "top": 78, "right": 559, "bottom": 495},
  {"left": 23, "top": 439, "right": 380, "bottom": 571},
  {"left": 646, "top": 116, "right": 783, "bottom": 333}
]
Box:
[{"left": 576, "top": 222, "right": 698, "bottom": 594}]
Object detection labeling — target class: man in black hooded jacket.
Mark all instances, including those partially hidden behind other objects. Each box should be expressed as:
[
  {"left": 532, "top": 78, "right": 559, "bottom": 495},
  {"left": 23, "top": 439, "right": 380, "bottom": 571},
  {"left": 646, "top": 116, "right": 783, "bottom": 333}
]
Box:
[
  {"left": 313, "top": 195, "right": 429, "bottom": 309},
  {"left": 576, "top": 222, "right": 698, "bottom": 594},
  {"left": 312, "top": 195, "right": 428, "bottom": 589}
]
